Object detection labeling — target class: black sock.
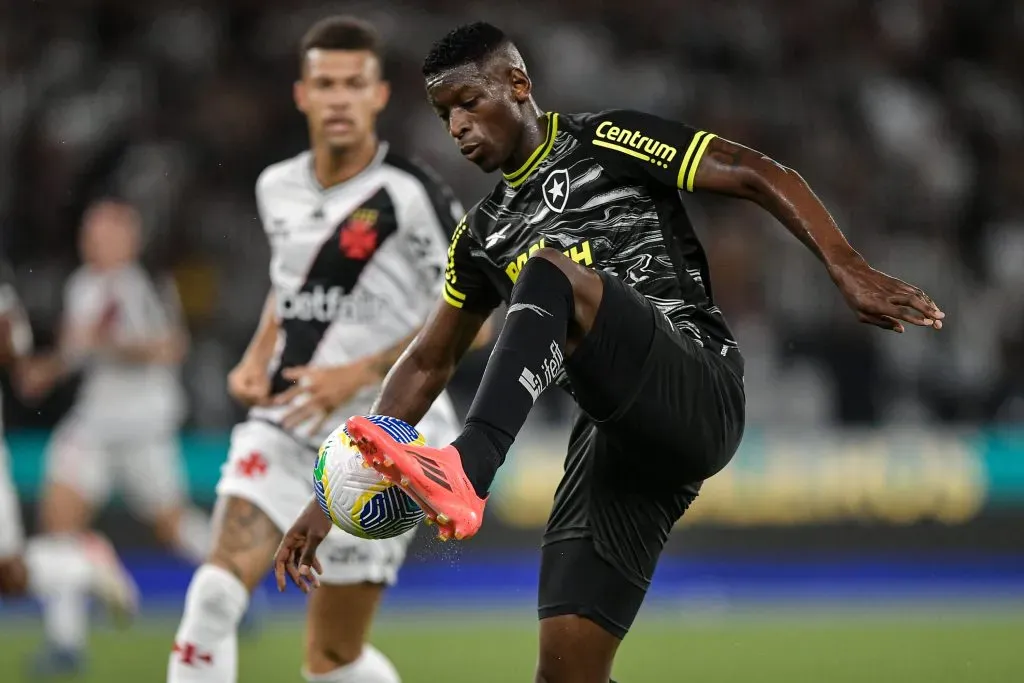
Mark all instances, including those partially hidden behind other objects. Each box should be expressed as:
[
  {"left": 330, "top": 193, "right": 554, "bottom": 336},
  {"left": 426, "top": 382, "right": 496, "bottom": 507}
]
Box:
[{"left": 453, "top": 257, "right": 574, "bottom": 497}]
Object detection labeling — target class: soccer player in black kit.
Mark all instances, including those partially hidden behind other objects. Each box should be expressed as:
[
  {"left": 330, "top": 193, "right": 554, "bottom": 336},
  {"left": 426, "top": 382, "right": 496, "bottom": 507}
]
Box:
[{"left": 276, "top": 22, "right": 945, "bottom": 683}]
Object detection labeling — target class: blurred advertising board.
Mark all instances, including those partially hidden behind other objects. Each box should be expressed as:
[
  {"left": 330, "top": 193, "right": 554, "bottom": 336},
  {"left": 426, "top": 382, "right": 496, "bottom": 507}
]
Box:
[{"left": 7, "top": 427, "right": 1024, "bottom": 554}]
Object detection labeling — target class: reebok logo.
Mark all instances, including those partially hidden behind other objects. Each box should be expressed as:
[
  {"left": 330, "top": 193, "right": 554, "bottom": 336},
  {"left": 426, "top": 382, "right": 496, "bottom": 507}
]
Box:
[
  {"left": 411, "top": 451, "right": 453, "bottom": 492},
  {"left": 517, "top": 340, "right": 564, "bottom": 402}
]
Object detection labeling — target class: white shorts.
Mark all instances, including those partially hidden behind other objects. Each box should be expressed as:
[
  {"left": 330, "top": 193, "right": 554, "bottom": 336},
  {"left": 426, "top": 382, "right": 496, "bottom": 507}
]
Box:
[
  {"left": 44, "top": 415, "right": 187, "bottom": 519},
  {"left": 216, "top": 412, "right": 459, "bottom": 587},
  {"left": 0, "top": 439, "right": 24, "bottom": 559}
]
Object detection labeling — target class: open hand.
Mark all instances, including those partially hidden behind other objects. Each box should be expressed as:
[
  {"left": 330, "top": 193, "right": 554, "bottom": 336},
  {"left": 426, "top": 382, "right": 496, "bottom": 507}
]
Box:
[
  {"left": 829, "top": 258, "right": 944, "bottom": 333},
  {"left": 272, "top": 361, "right": 379, "bottom": 433},
  {"left": 273, "top": 499, "right": 331, "bottom": 594}
]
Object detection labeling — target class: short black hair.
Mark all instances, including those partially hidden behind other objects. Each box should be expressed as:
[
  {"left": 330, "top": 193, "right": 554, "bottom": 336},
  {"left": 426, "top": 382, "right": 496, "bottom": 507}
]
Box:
[
  {"left": 422, "top": 22, "right": 509, "bottom": 78},
  {"left": 299, "top": 16, "right": 383, "bottom": 71}
]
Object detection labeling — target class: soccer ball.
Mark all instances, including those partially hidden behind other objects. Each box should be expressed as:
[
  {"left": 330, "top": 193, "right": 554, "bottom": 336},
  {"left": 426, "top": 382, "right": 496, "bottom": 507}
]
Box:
[{"left": 313, "top": 415, "right": 426, "bottom": 540}]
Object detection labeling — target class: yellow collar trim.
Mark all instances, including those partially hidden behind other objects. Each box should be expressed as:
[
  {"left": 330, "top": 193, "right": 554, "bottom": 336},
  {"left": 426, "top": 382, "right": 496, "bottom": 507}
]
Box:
[{"left": 503, "top": 113, "right": 559, "bottom": 188}]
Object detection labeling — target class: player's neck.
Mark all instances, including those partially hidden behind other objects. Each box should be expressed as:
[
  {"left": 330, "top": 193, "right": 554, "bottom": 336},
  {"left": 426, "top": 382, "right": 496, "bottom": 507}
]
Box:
[
  {"left": 312, "top": 135, "right": 379, "bottom": 190},
  {"left": 502, "top": 107, "right": 548, "bottom": 176}
]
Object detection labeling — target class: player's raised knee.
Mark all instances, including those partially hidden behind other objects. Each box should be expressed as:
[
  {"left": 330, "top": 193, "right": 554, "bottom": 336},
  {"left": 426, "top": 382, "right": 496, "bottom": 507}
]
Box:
[
  {"left": 531, "top": 246, "right": 571, "bottom": 267},
  {"left": 527, "top": 247, "right": 592, "bottom": 283}
]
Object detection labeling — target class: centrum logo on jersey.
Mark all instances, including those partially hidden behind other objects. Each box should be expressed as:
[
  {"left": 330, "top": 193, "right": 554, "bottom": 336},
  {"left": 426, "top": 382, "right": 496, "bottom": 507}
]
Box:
[
  {"left": 278, "top": 286, "right": 384, "bottom": 323},
  {"left": 593, "top": 121, "right": 676, "bottom": 168}
]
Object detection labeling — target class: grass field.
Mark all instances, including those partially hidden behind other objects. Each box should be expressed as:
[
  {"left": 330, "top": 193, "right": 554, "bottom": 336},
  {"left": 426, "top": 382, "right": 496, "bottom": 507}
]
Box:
[{"left": 2, "top": 607, "right": 1023, "bottom": 682}]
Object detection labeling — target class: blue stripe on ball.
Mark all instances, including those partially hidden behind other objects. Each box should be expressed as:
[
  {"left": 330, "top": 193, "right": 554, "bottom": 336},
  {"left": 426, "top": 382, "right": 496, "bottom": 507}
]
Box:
[
  {"left": 366, "top": 415, "right": 421, "bottom": 444},
  {"left": 359, "top": 486, "right": 424, "bottom": 536}
]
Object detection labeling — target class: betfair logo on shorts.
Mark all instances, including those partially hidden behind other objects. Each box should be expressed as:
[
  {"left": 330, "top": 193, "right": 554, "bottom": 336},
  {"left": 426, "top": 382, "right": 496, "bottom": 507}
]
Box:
[
  {"left": 592, "top": 121, "right": 676, "bottom": 169},
  {"left": 505, "top": 238, "right": 594, "bottom": 282}
]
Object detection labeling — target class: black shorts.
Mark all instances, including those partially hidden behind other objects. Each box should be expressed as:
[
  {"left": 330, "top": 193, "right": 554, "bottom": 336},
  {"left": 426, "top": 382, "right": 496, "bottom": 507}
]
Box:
[{"left": 537, "top": 271, "right": 746, "bottom": 639}]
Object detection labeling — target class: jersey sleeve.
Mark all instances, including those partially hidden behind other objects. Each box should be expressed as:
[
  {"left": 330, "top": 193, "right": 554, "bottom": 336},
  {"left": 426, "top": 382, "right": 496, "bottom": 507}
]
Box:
[
  {"left": 443, "top": 214, "right": 501, "bottom": 314},
  {"left": 583, "top": 109, "right": 717, "bottom": 192},
  {"left": 396, "top": 169, "right": 464, "bottom": 300}
]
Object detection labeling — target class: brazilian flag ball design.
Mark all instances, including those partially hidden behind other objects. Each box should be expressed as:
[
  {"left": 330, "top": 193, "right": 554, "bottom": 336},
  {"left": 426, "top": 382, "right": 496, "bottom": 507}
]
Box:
[{"left": 313, "top": 415, "right": 426, "bottom": 539}]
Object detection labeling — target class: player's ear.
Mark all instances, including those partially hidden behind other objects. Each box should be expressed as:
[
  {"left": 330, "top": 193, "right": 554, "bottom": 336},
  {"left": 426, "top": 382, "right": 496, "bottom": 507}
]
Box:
[
  {"left": 293, "top": 80, "right": 308, "bottom": 114},
  {"left": 509, "top": 67, "right": 531, "bottom": 103}
]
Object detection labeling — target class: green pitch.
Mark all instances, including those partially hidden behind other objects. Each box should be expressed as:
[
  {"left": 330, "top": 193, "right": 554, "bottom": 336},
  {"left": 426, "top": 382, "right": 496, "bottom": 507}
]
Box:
[{"left": 1, "top": 609, "right": 1022, "bottom": 682}]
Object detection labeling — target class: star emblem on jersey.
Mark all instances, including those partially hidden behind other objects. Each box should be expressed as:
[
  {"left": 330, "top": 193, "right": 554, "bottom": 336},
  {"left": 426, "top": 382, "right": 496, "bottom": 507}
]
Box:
[
  {"left": 339, "top": 208, "right": 380, "bottom": 260},
  {"left": 542, "top": 168, "right": 570, "bottom": 213}
]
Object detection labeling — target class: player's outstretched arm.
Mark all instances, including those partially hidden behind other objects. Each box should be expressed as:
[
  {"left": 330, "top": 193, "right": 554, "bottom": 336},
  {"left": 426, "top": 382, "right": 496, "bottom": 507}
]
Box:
[
  {"left": 370, "top": 298, "right": 489, "bottom": 423},
  {"left": 692, "top": 137, "right": 944, "bottom": 333}
]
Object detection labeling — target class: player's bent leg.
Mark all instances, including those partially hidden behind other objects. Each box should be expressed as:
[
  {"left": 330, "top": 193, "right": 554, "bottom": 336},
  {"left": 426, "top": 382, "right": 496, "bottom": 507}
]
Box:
[
  {"left": 31, "top": 476, "right": 102, "bottom": 674},
  {"left": 304, "top": 582, "right": 399, "bottom": 682},
  {"left": 39, "top": 480, "right": 95, "bottom": 535},
  {"left": 124, "top": 433, "right": 213, "bottom": 566},
  {"left": 351, "top": 251, "right": 601, "bottom": 540},
  {"left": 167, "top": 496, "right": 280, "bottom": 683}
]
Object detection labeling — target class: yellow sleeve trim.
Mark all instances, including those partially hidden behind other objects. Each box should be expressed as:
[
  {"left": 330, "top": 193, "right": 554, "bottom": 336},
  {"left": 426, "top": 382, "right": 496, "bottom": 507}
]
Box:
[
  {"left": 685, "top": 133, "right": 716, "bottom": 192},
  {"left": 442, "top": 289, "right": 465, "bottom": 309},
  {"left": 444, "top": 281, "right": 466, "bottom": 301},
  {"left": 676, "top": 131, "right": 716, "bottom": 192}
]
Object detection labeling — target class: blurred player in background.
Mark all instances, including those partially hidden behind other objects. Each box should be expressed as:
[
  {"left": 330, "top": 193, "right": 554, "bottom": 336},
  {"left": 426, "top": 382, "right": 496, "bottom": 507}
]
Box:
[
  {"left": 19, "top": 199, "right": 210, "bottom": 676},
  {"left": 0, "top": 259, "right": 138, "bottom": 678},
  {"left": 167, "top": 17, "right": 481, "bottom": 683}
]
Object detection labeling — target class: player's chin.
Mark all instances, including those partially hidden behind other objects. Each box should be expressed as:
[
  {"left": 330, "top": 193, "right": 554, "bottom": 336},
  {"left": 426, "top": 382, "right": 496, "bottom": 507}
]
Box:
[
  {"left": 471, "top": 152, "right": 502, "bottom": 174},
  {"left": 323, "top": 134, "right": 359, "bottom": 152}
]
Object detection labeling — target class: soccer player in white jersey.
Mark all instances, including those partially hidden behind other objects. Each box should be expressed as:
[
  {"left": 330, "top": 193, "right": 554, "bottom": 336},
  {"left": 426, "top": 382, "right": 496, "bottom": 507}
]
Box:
[
  {"left": 0, "top": 260, "right": 138, "bottom": 678},
  {"left": 167, "top": 17, "right": 475, "bottom": 683},
  {"left": 18, "top": 199, "right": 211, "bottom": 674}
]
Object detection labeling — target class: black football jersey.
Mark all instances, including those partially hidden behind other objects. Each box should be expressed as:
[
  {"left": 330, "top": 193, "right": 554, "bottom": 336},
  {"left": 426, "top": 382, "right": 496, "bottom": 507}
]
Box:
[{"left": 444, "top": 109, "right": 742, "bottom": 366}]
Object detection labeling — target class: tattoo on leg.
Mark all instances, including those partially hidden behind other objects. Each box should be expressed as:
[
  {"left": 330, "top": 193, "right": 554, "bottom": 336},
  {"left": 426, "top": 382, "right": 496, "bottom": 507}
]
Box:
[{"left": 211, "top": 498, "right": 281, "bottom": 582}]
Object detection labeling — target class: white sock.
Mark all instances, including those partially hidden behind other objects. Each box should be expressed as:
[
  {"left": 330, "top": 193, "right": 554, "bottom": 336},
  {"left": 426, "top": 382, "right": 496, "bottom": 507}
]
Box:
[
  {"left": 173, "top": 507, "right": 213, "bottom": 566},
  {"left": 24, "top": 535, "right": 95, "bottom": 652},
  {"left": 167, "top": 564, "right": 249, "bottom": 683},
  {"left": 303, "top": 644, "right": 401, "bottom": 683}
]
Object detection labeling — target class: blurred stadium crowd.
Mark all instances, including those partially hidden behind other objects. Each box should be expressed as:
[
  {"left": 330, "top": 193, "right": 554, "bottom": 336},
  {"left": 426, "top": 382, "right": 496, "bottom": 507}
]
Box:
[{"left": 1, "top": 0, "right": 1022, "bottom": 431}]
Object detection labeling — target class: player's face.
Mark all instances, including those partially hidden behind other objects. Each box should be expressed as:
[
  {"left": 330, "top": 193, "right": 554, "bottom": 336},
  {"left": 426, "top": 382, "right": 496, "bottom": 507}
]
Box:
[
  {"left": 426, "top": 65, "right": 528, "bottom": 173},
  {"left": 295, "top": 49, "right": 390, "bottom": 151},
  {"left": 79, "top": 202, "right": 141, "bottom": 270}
]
